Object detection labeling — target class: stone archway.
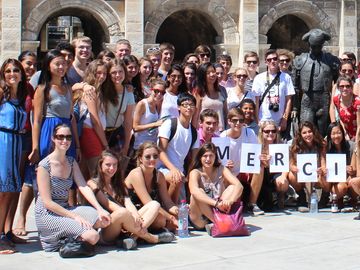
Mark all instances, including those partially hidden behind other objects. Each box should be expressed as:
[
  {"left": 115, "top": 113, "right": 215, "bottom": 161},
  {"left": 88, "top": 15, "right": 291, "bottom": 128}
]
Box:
[
  {"left": 144, "top": 0, "right": 239, "bottom": 45},
  {"left": 259, "top": 0, "right": 337, "bottom": 46},
  {"left": 23, "top": 0, "right": 124, "bottom": 47}
]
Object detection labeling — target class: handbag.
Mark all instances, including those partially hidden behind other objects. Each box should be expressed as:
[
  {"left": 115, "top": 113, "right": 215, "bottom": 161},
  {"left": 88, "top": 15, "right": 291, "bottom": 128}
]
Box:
[
  {"left": 211, "top": 200, "right": 250, "bottom": 237},
  {"left": 59, "top": 237, "right": 95, "bottom": 258}
]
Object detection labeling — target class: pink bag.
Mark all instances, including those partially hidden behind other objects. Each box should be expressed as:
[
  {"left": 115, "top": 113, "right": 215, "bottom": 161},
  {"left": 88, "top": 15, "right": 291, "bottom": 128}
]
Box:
[{"left": 211, "top": 201, "right": 250, "bottom": 237}]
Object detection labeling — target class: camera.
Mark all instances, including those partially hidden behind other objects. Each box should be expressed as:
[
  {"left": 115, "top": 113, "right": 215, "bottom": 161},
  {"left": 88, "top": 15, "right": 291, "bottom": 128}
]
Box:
[{"left": 268, "top": 103, "right": 279, "bottom": 112}]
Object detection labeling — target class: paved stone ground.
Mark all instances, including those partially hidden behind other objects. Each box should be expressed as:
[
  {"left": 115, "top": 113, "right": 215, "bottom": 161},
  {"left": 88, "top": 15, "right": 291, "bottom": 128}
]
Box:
[{"left": 2, "top": 205, "right": 360, "bottom": 270}]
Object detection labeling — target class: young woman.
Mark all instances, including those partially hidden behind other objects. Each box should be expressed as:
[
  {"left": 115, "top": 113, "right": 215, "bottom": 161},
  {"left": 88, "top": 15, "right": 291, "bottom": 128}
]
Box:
[
  {"left": 35, "top": 124, "right": 110, "bottom": 252},
  {"left": 88, "top": 149, "right": 175, "bottom": 249},
  {"left": 102, "top": 59, "right": 135, "bottom": 157},
  {"left": 132, "top": 79, "right": 166, "bottom": 151},
  {"left": 18, "top": 51, "right": 37, "bottom": 81},
  {"left": 183, "top": 63, "right": 197, "bottom": 93},
  {"left": 29, "top": 49, "right": 80, "bottom": 164},
  {"left": 182, "top": 53, "right": 200, "bottom": 68},
  {"left": 326, "top": 122, "right": 356, "bottom": 210},
  {"left": 0, "top": 59, "right": 28, "bottom": 254},
  {"left": 188, "top": 143, "right": 243, "bottom": 229},
  {"left": 251, "top": 120, "right": 289, "bottom": 212},
  {"left": 125, "top": 142, "right": 179, "bottom": 231},
  {"left": 193, "top": 62, "right": 228, "bottom": 131},
  {"left": 123, "top": 55, "right": 143, "bottom": 103},
  {"left": 159, "top": 64, "right": 187, "bottom": 119},
  {"left": 332, "top": 76, "right": 360, "bottom": 140},
  {"left": 138, "top": 57, "right": 153, "bottom": 97},
  {"left": 73, "top": 59, "right": 109, "bottom": 178},
  {"left": 288, "top": 121, "right": 329, "bottom": 212},
  {"left": 96, "top": 49, "right": 115, "bottom": 64},
  {"left": 226, "top": 68, "right": 257, "bottom": 111},
  {"left": 239, "top": 98, "right": 259, "bottom": 135}
]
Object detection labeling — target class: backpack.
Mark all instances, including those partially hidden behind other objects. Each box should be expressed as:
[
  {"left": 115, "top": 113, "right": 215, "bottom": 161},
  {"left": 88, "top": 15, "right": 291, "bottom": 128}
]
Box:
[{"left": 168, "top": 118, "right": 197, "bottom": 153}]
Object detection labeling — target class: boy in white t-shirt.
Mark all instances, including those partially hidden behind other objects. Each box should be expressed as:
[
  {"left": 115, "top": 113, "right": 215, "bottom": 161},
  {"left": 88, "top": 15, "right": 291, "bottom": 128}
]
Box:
[
  {"left": 158, "top": 93, "right": 199, "bottom": 202},
  {"left": 219, "top": 108, "right": 264, "bottom": 215}
]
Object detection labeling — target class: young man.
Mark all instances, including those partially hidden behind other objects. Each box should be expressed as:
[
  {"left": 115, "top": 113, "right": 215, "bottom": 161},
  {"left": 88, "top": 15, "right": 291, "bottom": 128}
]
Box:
[
  {"left": 194, "top": 44, "right": 212, "bottom": 64},
  {"left": 146, "top": 46, "right": 162, "bottom": 78},
  {"left": 217, "top": 54, "right": 235, "bottom": 88},
  {"left": 115, "top": 39, "right": 131, "bottom": 59},
  {"left": 158, "top": 93, "right": 199, "bottom": 202},
  {"left": 252, "top": 49, "right": 294, "bottom": 132},
  {"left": 198, "top": 109, "right": 219, "bottom": 146},
  {"left": 158, "top": 42, "right": 175, "bottom": 81},
  {"left": 219, "top": 108, "right": 263, "bottom": 215},
  {"left": 244, "top": 51, "right": 259, "bottom": 92},
  {"left": 67, "top": 36, "right": 93, "bottom": 86}
]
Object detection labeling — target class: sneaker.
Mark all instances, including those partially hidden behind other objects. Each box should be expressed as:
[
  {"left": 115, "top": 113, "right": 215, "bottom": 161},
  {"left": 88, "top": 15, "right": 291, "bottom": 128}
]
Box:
[
  {"left": 158, "top": 232, "right": 176, "bottom": 243},
  {"left": 205, "top": 223, "right": 213, "bottom": 236},
  {"left": 116, "top": 237, "right": 137, "bottom": 250},
  {"left": 249, "top": 204, "right": 264, "bottom": 216},
  {"left": 297, "top": 206, "right": 309, "bottom": 213}
]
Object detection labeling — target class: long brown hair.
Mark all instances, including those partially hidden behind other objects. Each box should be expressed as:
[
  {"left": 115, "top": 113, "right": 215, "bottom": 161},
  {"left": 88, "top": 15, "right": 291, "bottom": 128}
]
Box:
[
  {"left": 93, "top": 150, "right": 128, "bottom": 205},
  {"left": 136, "top": 141, "right": 160, "bottom": 167},
  {"left": 190, "top": 142, "right": 221, "bottom": 171}
]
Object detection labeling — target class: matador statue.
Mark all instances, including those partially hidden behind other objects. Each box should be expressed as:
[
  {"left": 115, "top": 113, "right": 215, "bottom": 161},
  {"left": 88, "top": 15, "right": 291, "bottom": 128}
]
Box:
[{"left": 293, "top": 28, "right": 340, "bottom": 136}]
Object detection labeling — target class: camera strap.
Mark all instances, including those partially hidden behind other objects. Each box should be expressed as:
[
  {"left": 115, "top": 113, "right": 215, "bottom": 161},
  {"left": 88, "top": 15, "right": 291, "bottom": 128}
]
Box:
[{"left": 259, "top": 71, "right": 281, "bottom": 107}]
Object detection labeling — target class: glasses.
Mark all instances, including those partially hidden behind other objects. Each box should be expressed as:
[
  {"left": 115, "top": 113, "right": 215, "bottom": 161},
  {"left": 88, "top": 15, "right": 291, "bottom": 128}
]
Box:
[
  {"left": 341, "top": 69, "right": 353, "bottom": 74},
  {"left": 266, "top": 57, "right": 278, "bottom": 63},
  {"left": 230, "top": 118, "right": 245, "bottom": 124},
  {"left": 246, "top": 60, "right": 258, "bottom": 65},
  {"left": 152, "top": 88, "right": 165, "bottom": 95},
  {"left": 199, "top": 53, "right": 210, "bottom": 58},
  {"left": 144, "top": 154, "right": 159, "bottom": 160},
  {"left": 54, "top": 134, "right": 72, "bottom": 141},
  {"left": 5, "top": 68, "right": 20, "bottom": 74},
  {"left": 263, "top": 129, "right": 277, "bottom": 134},
  {"left": 279, "top": 58, "right": 291, "bottom": 63},
  {"left": 235, "top": 74, "right": 248, "bottom": 79},
  {"left": 181, "top": 103, "right": 195, "bottom": 108},
  {"left": 338, "top": 84, "right": 352, "bottom": 89},
  {"left": 146, "top": 47, "right": 160, "bottom": 54}
]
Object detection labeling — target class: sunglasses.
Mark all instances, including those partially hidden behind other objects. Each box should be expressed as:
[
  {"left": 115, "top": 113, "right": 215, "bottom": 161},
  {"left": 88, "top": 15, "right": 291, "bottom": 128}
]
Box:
[
  {"left": 279, "top": 58, "right": 291, "bottom": 63},
  {"left": 230, "top": 118, "right": 245, "bottom": 124},
  {"left": 54, "top": 134, "right": 72, "bottom": 141},
  {"left": 341, "top": 69, "right": 353, "bottom": 74},
  {"left": 5, "top": 68, "right": 20, "bottom": 74},
  {"left": 152, "top": 88, "right": 165, "bottom": 95},
  {"left": 266, "top": 57, "right": 278, "bottom": 63},
  {"left": 338, "top": 84, "right": 352, "bottom": 89},
  {"left": 263, "top": 129, "right": 277, "bottom": 134},
  {"left": 199, "top": 53, "right": 210, "bottom": 58},
  {"left": 235, "top": 74, "right": 248, "bottom": 79},
  {"left": 246, "top": 60, "right": 258, "bottom": 65},
  {"left": 144, "top": 154, "right": 159, "bottom": 160},
  {"left": 146, "top": 47, "right": 161, "bottom": 54}
]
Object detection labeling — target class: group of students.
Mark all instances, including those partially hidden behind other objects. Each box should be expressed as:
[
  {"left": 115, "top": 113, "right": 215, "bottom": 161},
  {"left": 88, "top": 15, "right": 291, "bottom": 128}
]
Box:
[{"left": 1, "top": 36, "right": 360, "bottom": 255}]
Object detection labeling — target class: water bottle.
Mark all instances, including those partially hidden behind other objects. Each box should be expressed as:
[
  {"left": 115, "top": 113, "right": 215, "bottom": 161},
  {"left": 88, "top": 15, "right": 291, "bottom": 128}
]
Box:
[
  {"left": 310, "top": 189, "right": 318, "bottom": 213},
  {"left": 178, "top": 200, "right": 189, "bottom": 238},
  {"left": 331, "top": 193, "right": 338, "bottom": 213}
]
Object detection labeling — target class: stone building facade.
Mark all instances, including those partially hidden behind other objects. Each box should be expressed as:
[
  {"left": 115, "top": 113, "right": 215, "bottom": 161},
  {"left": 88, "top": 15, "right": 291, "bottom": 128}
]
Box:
[{"left": 0, "top": 0, "right": 358, "bottom": 66}]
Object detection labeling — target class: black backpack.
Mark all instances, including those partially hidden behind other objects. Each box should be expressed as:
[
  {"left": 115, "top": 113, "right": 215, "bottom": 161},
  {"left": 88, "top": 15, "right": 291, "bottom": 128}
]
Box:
[{"left": 168, "top": 118, "right": 197, "bottom": 153}]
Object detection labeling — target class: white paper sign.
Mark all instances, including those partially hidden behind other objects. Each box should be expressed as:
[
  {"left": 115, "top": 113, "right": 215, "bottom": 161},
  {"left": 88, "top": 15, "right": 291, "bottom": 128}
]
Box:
[
  {"left": 297, "top": 154, "right": 318, "bottom": 182},
  {"left": 269, "top": 144, "right": 290, "bottom": 173},
  {"left": 326, "top": 154, "right": 347, "bottom": 183},
  {"left": 240, "top": 143, "right": 261, "bottom": 174},
  {"left": 212, "top": 137, "right": 230, "bottom": 166}
]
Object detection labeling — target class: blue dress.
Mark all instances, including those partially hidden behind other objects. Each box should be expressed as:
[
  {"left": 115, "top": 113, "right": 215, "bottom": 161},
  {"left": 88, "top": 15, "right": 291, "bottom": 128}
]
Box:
[{"left": 0, "top": 99, "right": 26, "bottom": 192}]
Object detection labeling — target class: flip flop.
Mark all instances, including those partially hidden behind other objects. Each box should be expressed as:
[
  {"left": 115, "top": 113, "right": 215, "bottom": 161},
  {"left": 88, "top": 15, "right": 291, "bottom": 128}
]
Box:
[
  {"left": 0, "top": 240, "right": 16, "bottom": 255},
  {"left": 13, "top": 228, "right": 27, "bottom": 236}
]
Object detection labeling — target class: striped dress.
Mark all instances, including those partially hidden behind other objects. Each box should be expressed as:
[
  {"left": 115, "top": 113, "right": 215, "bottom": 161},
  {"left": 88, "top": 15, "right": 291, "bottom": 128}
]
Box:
[
  {"left": 35, "top": 156, "right": 98, "bottom": 252},
  {"left": 0, "top": 99, "right": 26, "bottom": 192}
]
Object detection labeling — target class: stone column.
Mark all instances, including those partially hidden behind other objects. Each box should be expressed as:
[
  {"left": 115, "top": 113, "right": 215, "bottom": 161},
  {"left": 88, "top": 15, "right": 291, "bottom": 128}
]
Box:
[
  {"left": 125, "top": 0, "right": 144, "bottom": 57},
  {"left": 238, "top": 0, "right": 259, "bottom": 67},
  {"left": 338, "top": 0, "right": 357, "bottom": 56},
  {"left": 1, "top": 0, "right": 22, "bottom": 62}
]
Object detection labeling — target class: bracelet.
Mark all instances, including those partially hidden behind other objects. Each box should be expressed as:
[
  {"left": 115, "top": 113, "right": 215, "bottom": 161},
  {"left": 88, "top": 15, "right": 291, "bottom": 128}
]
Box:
[{"left": 282, "top": 115, "right": 288, "bottom": 120}]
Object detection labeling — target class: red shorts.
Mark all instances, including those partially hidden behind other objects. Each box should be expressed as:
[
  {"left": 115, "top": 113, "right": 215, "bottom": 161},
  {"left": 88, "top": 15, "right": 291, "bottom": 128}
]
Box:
[{"left": 80, "top": 127, "right": 103, "bottom": 159}]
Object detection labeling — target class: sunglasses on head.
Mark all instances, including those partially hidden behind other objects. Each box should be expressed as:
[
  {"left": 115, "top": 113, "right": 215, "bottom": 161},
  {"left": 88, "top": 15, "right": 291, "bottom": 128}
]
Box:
[
  {"left": 54, "top": 134, "right": 72, "bottom": 141},
  {"left": 146, "top": 47, "right": 161, "bottom": 54}
]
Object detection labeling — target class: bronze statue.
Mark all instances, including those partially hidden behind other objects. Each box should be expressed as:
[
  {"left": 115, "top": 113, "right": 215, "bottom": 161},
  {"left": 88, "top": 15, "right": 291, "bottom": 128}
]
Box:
[{"left": 293, "top": 28, "right": 340, "bottom": 136}]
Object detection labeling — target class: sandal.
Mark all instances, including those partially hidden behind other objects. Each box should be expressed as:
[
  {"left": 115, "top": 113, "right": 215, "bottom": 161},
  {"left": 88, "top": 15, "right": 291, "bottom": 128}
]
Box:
[
  {"left": 5, "top": 232, "right": 27, "bottom": 244},
  {"left": 0, "top": 239, "right": 16, "bottom": 255}
]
